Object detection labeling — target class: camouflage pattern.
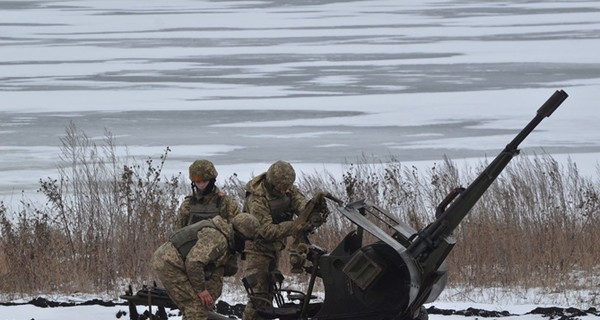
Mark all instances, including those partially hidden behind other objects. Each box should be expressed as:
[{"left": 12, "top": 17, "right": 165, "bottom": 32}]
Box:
[
  {"left": 231, "top": 212, "right": 260, "bottom": 239},
  {"left": 242, "top": 164, "right": 308, "bottom": 320},
  {"left": 242, "top": 251, "right": 279, "bottom": 320},
  {"left": 243, "top": 173, "right": 307, "bottom": 252},
  {"left": 266, "top": 160, "right": 296, "bottom": 190},
  {"left": 151, "top": 216, "right": 235, "bottom": 320},
  {"left": 176, "top": 185, "right": 240, "bottom": 229},
  {"left": 189, "top": 159, "right": 218, "bottom": 181}
]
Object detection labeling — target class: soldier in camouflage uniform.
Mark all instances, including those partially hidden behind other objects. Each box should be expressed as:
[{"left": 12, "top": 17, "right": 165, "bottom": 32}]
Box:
[
  {"left": 242, "top": 160, "right": 310, "bottom": 320},
  {"left": 151, "top": 213, "right": 259, "bottom": 320},
  {"left": 176, "top": 159, "right": 240, "bottom": 229},
  {"left": 178, "top": 159, "right": 242, "bottom": 278}
]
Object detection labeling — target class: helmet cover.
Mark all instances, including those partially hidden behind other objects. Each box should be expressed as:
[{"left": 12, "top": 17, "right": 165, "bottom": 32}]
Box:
[
  {"left": 231, "top": 213, "right": 259, "bottom": 239},
  {"left": 266, "top": 160, "right": 296, "bottom": 191},
  {"left": 189, "top": 159, "right": 218, "bottom": 181}
]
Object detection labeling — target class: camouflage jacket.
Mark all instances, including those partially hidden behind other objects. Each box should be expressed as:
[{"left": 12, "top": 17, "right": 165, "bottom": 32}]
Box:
[
  {"left": 243, "top": 173, "right": 307, "bottom": 253},
  {"left": 176, "top": 185, "right": 240, "bottom": 229},
  {"left": 184, "top": 215, "right": 235, "bottom": 293}
]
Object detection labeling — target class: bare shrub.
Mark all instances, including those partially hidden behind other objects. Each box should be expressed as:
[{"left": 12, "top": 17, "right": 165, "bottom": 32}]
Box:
[
  {"left": 221, "top": 173, "right": 248, "bottom": 206},
  {"left": 0, "top": 122, "right": 182, "bottom": 296}
]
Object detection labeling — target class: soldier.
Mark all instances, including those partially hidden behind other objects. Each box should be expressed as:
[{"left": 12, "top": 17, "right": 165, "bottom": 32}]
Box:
[
  {"left": 242, "top": 160, "right": 310, "bottom": 320},
  {"left": 151, "top": 213, "right": 260, "bottom": 320},
  {"left": 178, "top": 159, "right": 242, "bottom": 278},
  {"left": 176, "top": 159, "right": 240, "bottom": 229}
]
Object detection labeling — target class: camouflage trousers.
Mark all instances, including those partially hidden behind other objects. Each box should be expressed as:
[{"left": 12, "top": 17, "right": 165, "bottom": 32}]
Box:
[
  {"left": 151, "top": 242, "right": 223, "bottom": 320},
  {"left": 242, "top": 249, "right": 280, "bottom": 320}
]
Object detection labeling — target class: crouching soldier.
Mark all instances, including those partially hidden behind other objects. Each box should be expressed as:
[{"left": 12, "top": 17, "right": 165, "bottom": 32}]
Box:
[{"left": 151, "top": 213, "right": 259, "bottom": 320}]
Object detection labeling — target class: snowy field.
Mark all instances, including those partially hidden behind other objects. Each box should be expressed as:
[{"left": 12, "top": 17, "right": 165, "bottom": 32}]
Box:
[
  {"left": 1, "top": 0, "right": 600, "bottom": 318},
  {"left": 2, "top": 290, "right": 600, "bottom": 320}
]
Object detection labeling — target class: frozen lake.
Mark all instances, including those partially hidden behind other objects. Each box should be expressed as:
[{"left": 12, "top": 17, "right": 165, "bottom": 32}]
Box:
[{"left": 2, "top": 0, "right": 600, "bottom": 202}]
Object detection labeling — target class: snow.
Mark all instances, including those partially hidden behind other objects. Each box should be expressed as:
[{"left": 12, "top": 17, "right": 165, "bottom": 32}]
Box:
[
  {"left": 2, "top": 0, "right": 600, "bottom": 318},
  {"left": 2, "top": 292, "right": 600, "bottom": 320},
  {"left": 1, "top": 304, "right": 122, "bottom": 320}
]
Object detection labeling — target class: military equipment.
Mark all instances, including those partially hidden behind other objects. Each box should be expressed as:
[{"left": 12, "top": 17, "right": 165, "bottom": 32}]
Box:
[
  {"left": 231, "top": 212, "right": 260, "bottom": 239},
  {"left": 305, "top": 90, "right": 567, "bottom": 320},
  {"left": 120, "top": 282, "right": 174, "bottom": 320},
  {"left": 120, "top": 90, "right": 568, "bottom": 320},
  {"left": 120, "top": 282, "right": 232, "bottom": 320},
  {"left": 289, "top": 192, "right": 342, "bottom": 273},
  {"left": 189, "top": 159, "right": 218, "bottom": 181},
  {"left": 267, "top": 160, "right": 296, "bottom": 190}
]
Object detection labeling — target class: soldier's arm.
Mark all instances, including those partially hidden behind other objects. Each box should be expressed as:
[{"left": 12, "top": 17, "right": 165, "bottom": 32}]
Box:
[
  {"left": 220, "top": 196, "right": 241, "bottom": 221},
  {"left": 247, "top": 196, "right": 298, "bottom": 241},
  {"left": 185, "top": 230, "right": 228, "bottom": 293},
  {"left": 289, "top": 186, "right": 308, "bottom": 215},
  {"left": 175, "top": 197, "right": 192, "bottom": 228}
]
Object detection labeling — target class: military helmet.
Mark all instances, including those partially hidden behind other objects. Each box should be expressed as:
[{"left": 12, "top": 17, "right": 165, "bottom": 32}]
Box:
[
  {"left": 189, "top": 159, "right": 218, "bottom": 182},
  {"left": 266, "top": 160, "right": 296, "bottom": 191},
  {"left": 231, "top": 213, "right": 259, "bottom": 239}
]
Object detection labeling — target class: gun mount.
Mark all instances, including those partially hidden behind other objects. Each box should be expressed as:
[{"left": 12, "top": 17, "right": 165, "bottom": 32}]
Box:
[{"left": 120, "top": 90, "right": 568, "bottom": 320}]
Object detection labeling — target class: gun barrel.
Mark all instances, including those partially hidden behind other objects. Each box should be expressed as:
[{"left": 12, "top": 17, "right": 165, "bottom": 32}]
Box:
[
  {"left": 538, "top": 89, "right": 569, "bottom": 117},
  {"left": 507, "top": 90, "right": 568, "bottom": 151},
  {"left": 407, "top": 90, "right": 568, "bottom": 260}
]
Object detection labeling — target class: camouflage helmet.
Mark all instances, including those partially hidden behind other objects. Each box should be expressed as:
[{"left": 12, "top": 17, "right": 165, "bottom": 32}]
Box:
[
  {"left": 189, "top": 159, "right": 218, "bottom": 181},
  {"left": 266, "top": 160, "right": 296, "bottom": 191},
  {"left": 231, "top": 213, "right": 259, "bottom": 239}
]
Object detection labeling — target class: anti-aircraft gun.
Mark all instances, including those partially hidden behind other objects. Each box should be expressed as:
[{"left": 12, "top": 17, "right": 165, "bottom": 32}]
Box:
[
  {"left": 120, "top": 90, "right": 568, "bottom": 320},
  {"left": 246, "top": 90, "right": 568, "bottom": 320}
]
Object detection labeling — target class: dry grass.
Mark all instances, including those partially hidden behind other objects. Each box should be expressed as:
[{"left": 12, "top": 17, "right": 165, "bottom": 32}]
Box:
[
  {"left": 451, "top": 156, "right": 600, "bottom": 290},
  {"left": 1, "top": 124, "right": 600, "bottom": 303},
  {"left": 0, "top": 123, "right": 182, "bottom": 297}
]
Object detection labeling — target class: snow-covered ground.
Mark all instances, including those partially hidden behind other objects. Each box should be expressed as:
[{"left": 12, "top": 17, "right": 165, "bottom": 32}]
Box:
[
  {"left": 2, "top": 0, "right": 600, "bottom": 318},
  {"left": 2, "top": 287, "right": 600, "bottom": 320}
]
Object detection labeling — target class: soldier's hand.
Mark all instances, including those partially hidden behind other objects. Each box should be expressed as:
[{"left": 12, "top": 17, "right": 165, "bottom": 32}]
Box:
[
  {"left": 197, "top": 289, "right": 214, "bottom": 307},
  {"left": 308, "top": 211, "right": 326, "bottom": 229},
  {"left": 291, "top": 220, "right": 311, "bottom": 234}
]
